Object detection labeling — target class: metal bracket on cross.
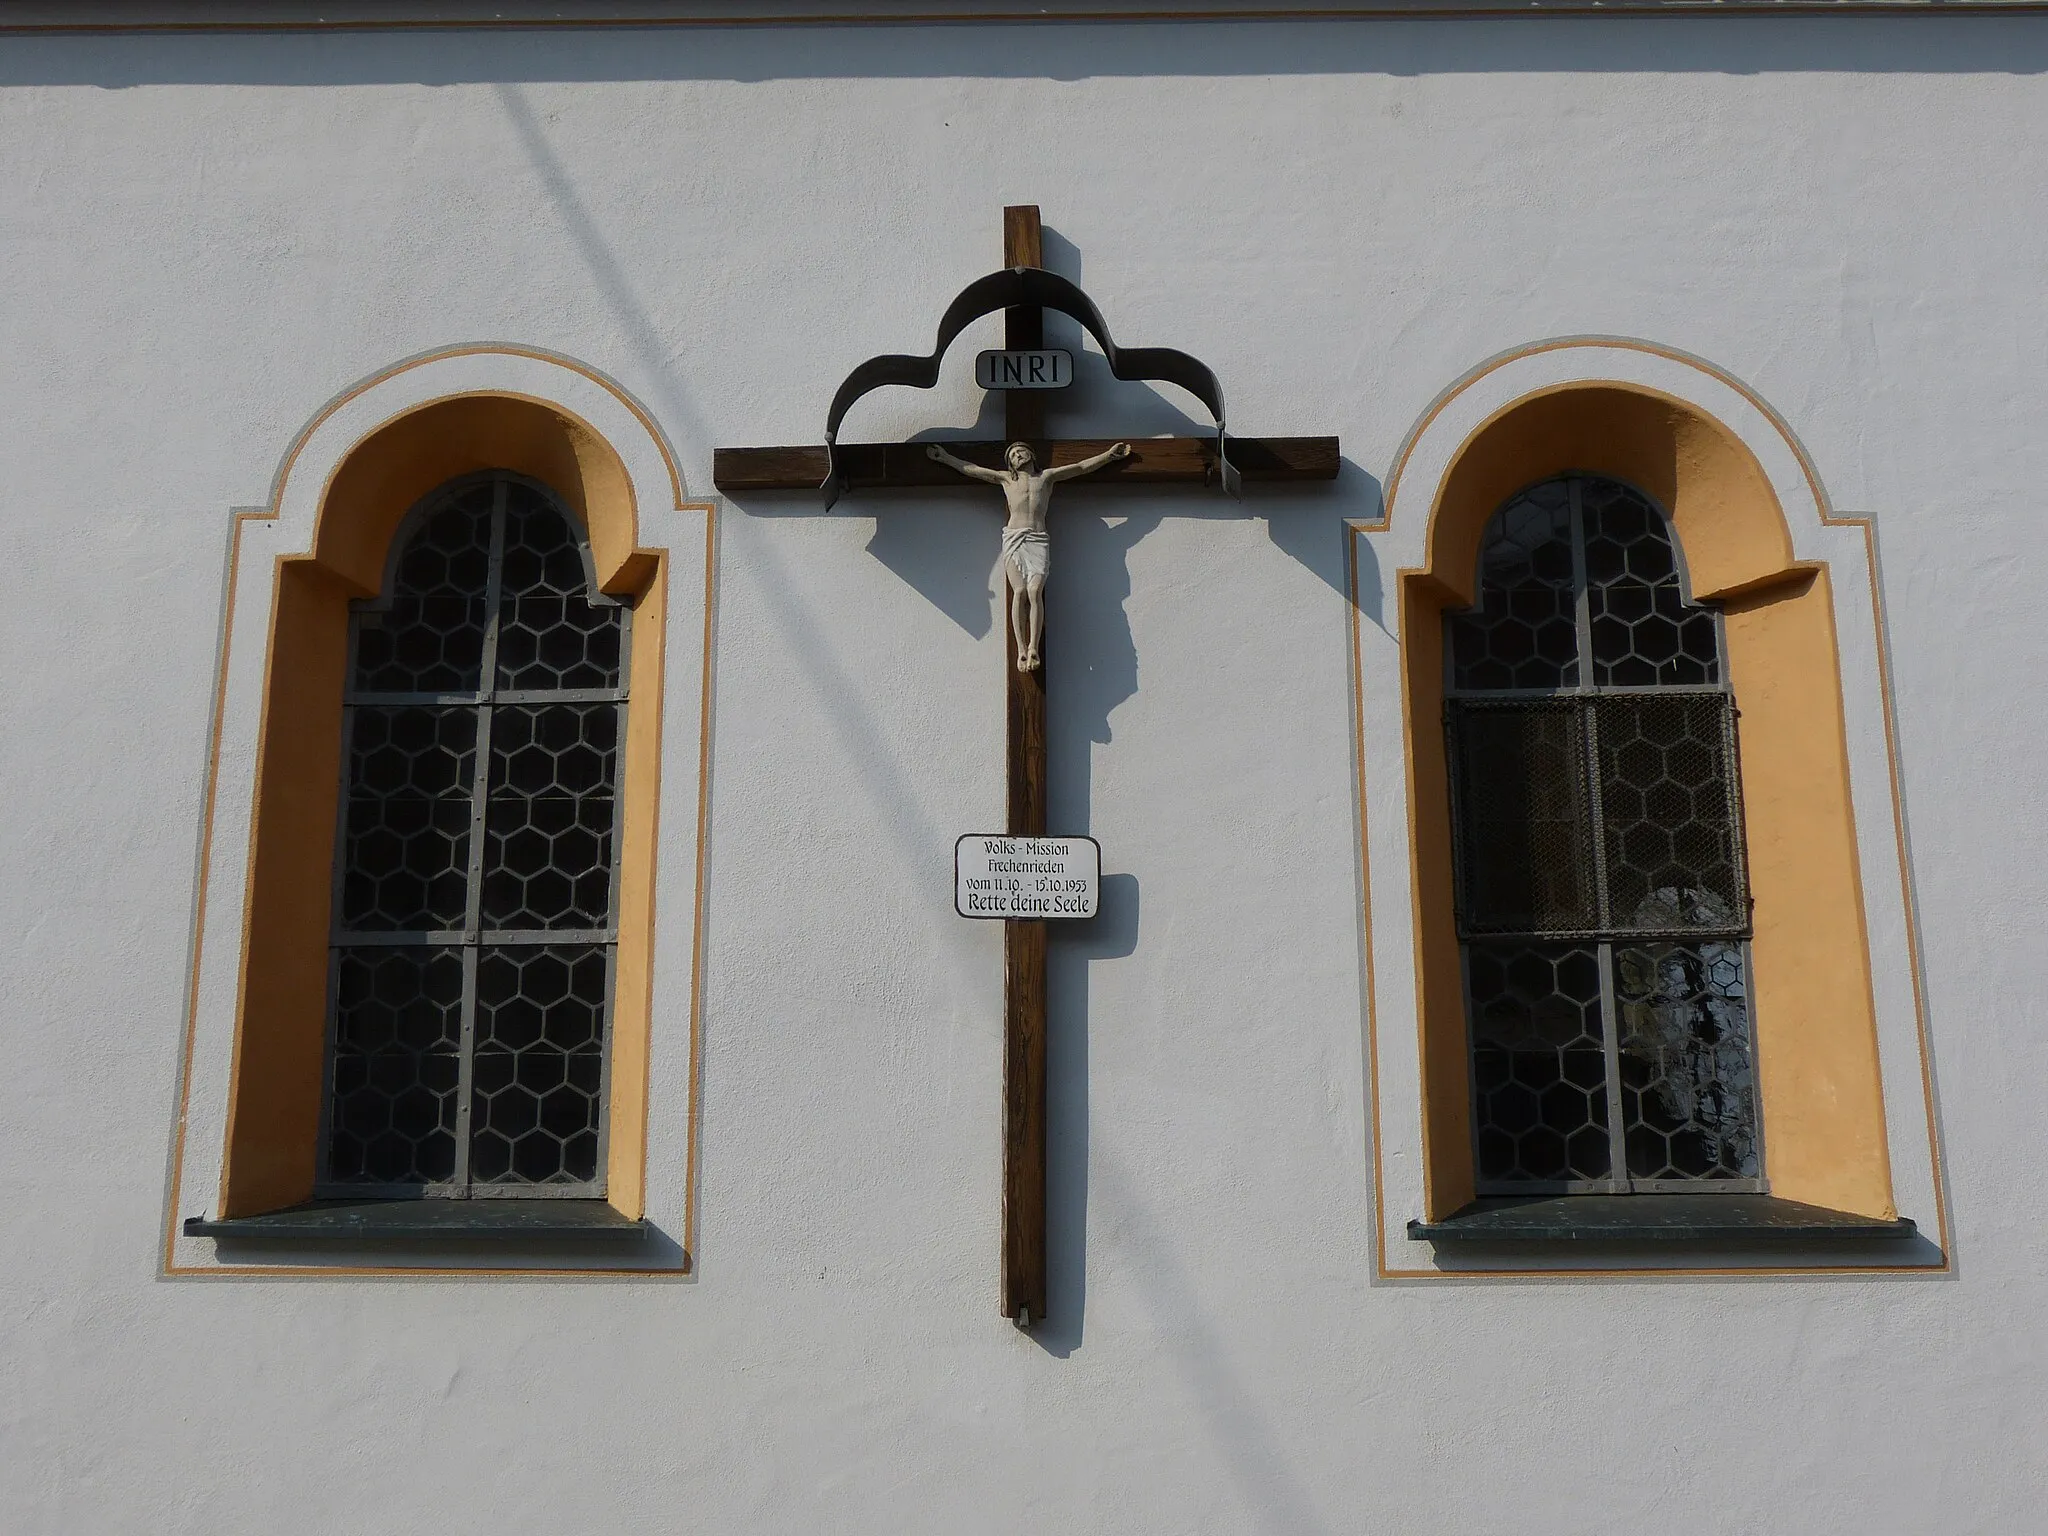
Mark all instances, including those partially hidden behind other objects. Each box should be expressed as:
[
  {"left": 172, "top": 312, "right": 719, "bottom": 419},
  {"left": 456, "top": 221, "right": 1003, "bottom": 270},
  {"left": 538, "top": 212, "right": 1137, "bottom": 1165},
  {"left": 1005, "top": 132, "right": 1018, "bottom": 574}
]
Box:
[{"left": 820, "top": 265, "right": 1236, "bottom": 510}]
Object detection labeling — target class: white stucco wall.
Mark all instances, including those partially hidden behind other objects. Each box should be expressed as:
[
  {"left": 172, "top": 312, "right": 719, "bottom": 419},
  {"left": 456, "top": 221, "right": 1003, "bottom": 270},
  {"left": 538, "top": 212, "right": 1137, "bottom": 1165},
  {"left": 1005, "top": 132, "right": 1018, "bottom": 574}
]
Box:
[{"left": 3, "top": 15, "right": 2046, "bottom": 1532}]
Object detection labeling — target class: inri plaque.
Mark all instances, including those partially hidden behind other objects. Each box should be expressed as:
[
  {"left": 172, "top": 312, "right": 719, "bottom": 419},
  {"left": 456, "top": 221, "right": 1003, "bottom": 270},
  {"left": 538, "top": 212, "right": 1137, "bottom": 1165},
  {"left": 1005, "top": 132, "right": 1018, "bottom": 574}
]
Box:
[
  {"left": 974, "top": 348, "right": 1073, "bottom": 390},
  {"left": 955, "top": 834, "right": 1100, "bottom": 919}
]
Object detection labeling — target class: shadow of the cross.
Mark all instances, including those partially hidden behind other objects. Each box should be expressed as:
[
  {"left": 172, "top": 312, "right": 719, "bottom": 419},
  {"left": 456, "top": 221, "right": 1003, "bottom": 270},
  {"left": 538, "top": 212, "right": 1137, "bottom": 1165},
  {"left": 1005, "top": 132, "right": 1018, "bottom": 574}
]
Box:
[
  {"left": 1035, "top": 870, "right": 1140, "bottom": 1358},
  {"left": 846, "top": 457, "right": 1377, "bottom": 647},
  {"left": 861, "top": 503, "right": 1003, "bottom": 639}
]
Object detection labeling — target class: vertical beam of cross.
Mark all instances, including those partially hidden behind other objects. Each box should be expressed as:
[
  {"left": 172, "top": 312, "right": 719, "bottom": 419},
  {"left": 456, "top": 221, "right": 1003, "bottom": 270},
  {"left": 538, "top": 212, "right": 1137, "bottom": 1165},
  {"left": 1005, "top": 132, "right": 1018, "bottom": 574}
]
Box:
[{"left": 1002, "top": 205, "right": 1049, "bottom": 1328}]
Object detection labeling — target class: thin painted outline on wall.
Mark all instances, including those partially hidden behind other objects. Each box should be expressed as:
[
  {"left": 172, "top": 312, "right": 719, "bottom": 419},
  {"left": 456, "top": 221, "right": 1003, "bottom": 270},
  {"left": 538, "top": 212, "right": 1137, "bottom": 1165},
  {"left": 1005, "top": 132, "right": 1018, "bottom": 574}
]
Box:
[
  {"left": 1352, "top": 334, "right": 1952, "bottom": 1281},
  {"left": 159, "top": 342, "right": 720, "bottom": 1281},
  {"left": 681, "top": 485, "right": 721, "bottom": 1260}
]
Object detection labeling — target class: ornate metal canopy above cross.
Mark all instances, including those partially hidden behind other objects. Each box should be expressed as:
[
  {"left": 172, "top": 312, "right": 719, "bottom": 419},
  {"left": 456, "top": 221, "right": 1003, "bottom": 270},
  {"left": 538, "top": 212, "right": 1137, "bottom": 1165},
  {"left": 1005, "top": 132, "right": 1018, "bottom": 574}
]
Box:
[{"left": 714, "top": 207, "right": 1340, "bottom": 1331}]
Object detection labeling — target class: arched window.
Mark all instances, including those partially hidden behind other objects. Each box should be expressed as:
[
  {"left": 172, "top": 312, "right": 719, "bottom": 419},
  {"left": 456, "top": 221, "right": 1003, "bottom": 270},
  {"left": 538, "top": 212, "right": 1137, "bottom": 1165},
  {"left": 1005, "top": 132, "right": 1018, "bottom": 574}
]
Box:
[
  {"left": 319, "top": 471, "right": 629, "bottom": 1197},
  {"left": 1444, "top": 474, "right": 1760, "bottom": 1194}
]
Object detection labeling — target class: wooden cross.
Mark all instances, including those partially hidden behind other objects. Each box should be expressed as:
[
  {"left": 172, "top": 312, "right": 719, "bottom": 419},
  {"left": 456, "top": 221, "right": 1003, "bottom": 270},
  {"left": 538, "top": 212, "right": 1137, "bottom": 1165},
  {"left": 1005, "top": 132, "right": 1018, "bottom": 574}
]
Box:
[{"left": 714, "top": 206, "right": 1338, "bottom": 1328}]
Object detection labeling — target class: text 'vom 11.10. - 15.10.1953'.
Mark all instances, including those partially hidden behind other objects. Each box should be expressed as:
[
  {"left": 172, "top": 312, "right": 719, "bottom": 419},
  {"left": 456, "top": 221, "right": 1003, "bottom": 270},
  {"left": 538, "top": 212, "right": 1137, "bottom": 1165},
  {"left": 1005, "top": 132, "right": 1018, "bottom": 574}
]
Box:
[{"left": 955, "top": 835, "right": 1100, "bottom": 919}]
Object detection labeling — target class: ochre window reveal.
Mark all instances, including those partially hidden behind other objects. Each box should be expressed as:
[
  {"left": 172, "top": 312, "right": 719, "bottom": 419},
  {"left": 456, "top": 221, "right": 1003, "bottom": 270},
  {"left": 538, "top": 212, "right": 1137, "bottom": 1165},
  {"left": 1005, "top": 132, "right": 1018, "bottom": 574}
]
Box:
[
  {"left": 217, "top": 395, "right": 667, "bottom": 1222},
  {"left": 1401, "top": 384, "right": 1895, "bottom": 1225}
]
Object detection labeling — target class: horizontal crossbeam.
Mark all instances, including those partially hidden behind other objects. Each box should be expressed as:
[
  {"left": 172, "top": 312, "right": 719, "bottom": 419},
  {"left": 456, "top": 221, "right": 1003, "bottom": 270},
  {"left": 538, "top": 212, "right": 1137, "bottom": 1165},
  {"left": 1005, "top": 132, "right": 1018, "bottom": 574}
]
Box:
[{"left": 712, "top": 435, "right": 1339, "bottom": 494}]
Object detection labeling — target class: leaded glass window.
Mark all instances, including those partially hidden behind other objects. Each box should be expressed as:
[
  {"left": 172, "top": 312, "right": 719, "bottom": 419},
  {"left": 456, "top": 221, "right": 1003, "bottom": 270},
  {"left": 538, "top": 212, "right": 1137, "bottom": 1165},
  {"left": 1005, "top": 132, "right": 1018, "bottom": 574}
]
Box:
[
  {"left": 317, "top": 471, "right": 629, "bottom": 1198},
  {"left": 1445, "top": 474, "right": 1762, "bottom": 1194}
]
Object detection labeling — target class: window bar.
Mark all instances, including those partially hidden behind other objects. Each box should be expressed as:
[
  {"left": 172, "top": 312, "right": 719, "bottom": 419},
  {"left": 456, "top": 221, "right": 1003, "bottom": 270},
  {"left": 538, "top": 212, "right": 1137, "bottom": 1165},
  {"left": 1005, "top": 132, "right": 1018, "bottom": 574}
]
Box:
[
  {"left": 312, "top": 917, "right": 348, "bottom": 1193},
  {"left": 586, "top": 605, "right": 635, "bottom": 1198},
  {"left": 1446, "top": 682, "right": 1731, "bottom": 703},
  {"left": 1571, "top": 482, "right": 1634, "bottom": 1185},
  {"left": 1454, "top": 914, "right": 1491, "bottom": 1187},
  {"left": 313, "top": 696, "right": 364, "bottom": 1191},
  {"left": 449, "top": 946, "right": 479, "bottom": 1197},
  {"left": 315, "top": 608, "right": 379, "bottom": 1193},
  {"left": 1581, "top": 694, "right": 1614, "bottom": 933},
  {"left": 600, "top": 609, "right": 634, "bottom": 946},
  {"left": 1725, "top": 698, "right": 1768, "bottom": 1182},
  {"left": 449, "top": 478, "right": 511, "bottom": 1195},
  {"left": 1566, "top": 476, "right": 1594, "bottom": 694},
  {"left": 1720, "top": 693, "right": 1754, "bottom": 924},
  {"left": 590, "top": 943, "right": 623, "bottom": 1200},
  {"left": 1738, "top": 939, "right": 1770, "bottom": 1192},
  {"left": 1595, "top": 939, "right": 1631, "bottom": 1189},
  {"left": 341, "top": 686, "right": 628, "bottom": 707},
  {"left": 471, "top": 928, "right": 618, "bottom": 947}
]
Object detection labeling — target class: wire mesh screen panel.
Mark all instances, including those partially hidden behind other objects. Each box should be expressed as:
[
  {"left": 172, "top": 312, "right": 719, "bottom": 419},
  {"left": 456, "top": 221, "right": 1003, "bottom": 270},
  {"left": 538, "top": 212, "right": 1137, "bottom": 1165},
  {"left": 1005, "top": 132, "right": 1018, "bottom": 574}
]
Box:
[
  {"left": 1447, "top": 701, "right": 1597, "bottom": 936},
  {"left": 1447, "top": 474, "right": 1761, "bottom": 1195},
  {"left": 320, "top": 472, "right": 629, "bottom": 1199},
  {"left": 1594, "top": 694, "right": 1747, "bottom": 936}
]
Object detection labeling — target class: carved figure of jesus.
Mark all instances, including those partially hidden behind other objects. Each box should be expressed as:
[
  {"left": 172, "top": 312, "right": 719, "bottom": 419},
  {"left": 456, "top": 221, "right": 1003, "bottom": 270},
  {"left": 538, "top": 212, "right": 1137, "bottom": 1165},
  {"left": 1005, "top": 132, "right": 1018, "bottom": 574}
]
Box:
[{"left": 926, "top": 440, "right": 1131, "bottom": 671}]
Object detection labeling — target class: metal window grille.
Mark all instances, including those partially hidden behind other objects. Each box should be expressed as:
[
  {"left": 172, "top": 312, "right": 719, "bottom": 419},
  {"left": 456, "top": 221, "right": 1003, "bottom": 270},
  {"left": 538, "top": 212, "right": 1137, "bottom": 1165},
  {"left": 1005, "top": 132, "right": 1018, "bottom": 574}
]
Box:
[
  {"left": 316, "top": 472, "right": 630, "bottom": 1198},
  {"left": 1445, "top": 474, "right": 1763, "bottom": 1194}
]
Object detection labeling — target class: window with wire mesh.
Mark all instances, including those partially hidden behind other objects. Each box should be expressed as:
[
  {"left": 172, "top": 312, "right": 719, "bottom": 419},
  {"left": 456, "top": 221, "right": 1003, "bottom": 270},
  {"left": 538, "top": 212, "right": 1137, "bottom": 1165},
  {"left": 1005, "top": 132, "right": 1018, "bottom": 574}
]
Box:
[
  {"left": 1445, "top": 474, "right": 1761, "bottom": 1193},
  {"left": 319, "top": 472, "right": 630, "bottom": 1198}
]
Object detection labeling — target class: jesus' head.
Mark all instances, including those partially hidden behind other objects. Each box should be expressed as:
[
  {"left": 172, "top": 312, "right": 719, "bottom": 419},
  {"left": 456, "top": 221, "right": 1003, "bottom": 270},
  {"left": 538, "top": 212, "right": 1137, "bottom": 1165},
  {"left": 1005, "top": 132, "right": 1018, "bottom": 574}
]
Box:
[{"left": 1005, "top": 442, "right": 1035, "bottom": 472}]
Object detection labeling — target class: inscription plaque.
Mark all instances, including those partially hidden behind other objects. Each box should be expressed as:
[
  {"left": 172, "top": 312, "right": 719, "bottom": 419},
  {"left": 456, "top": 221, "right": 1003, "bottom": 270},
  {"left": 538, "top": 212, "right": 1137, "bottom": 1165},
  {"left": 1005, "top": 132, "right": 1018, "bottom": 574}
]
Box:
[
  {"left": 975, "top": 348, "right": 1073, "bottom": 390},
  {"left": 955, "top": 834, "right": 1100, "bottom": 919}
]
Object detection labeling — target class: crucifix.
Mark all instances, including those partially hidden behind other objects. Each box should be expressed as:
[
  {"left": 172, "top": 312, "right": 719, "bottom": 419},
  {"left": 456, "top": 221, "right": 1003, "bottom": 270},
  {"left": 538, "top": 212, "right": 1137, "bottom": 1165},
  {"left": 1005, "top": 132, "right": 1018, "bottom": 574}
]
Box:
[
  {"left": 714, "top": 207, "right": 1338, "bottom": 1329},
  {"left": 923, "top": 437, "right": 1132, "bottom": 672}
]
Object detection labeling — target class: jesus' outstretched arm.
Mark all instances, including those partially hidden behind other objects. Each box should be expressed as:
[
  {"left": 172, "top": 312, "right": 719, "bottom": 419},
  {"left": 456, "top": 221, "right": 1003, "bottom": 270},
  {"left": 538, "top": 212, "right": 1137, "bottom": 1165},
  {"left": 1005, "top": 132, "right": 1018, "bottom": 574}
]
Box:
[
  {"left": 925, "top": 444, "right": 1008, "bottom": 485},
  {"left": 1042, "top": 441, "right": 1132, "bottom": 484}
]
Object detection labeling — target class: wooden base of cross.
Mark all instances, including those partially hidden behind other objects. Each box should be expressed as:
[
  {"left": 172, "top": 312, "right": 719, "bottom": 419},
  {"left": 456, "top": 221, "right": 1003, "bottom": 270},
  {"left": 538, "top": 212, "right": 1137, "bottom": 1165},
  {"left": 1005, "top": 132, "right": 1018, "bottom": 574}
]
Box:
[{"left": 713, "top": 206, "right": 1339, "bottom": 1329}]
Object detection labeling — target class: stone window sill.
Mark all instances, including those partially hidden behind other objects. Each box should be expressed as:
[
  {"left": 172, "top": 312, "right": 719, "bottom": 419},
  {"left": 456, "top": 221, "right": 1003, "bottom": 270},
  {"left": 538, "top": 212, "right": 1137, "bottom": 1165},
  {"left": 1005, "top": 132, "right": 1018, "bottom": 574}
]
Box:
[
  {"left": 183, "top": 1198, "right": 648, "bottom": 1245},
  {"left": 1407, "top": 1193, "right": 1917, "bottom": 1244}
]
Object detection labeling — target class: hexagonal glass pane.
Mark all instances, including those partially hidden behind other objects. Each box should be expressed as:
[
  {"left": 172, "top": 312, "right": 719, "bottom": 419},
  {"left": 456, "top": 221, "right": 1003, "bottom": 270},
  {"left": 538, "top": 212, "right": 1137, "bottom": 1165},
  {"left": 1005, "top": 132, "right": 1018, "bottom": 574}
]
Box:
[
  {"left": 471, "top": 943, "right": 609, "bottom": 1185},
  {"left": 495, "top": 485, "right": 625, "bottom": 693},
  {"left": 1615, "top": 942, "right": 1758, "bottom": 1180},
  {"left": 1449, "top": 480, "right": 1580, "bottom": 691},
  {"left": 1468, "top": 942, "right": 1610, "bottom": 1184},
  {"left": 352, "top": 486, "right": 492, "bottom": 694},
  {"left": 1582, "top": 478, "right": 1719, "bottom": 689},
  {"left": 324, "top": 947, "right": 463, "bottom": 1185},
  {"left": 338, "top": 707, "right": 477, "bottom": 931},
  {"left": 480, "top": 704, "right": 620, "bottom": 930}
]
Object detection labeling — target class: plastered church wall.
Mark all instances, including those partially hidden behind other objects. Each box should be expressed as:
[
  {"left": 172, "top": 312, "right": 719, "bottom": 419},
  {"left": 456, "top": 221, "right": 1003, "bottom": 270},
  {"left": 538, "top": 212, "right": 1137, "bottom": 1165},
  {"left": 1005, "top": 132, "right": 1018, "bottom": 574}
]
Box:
[{"left": 2, "top": 16, "right": 2044, "bottom": 1532}]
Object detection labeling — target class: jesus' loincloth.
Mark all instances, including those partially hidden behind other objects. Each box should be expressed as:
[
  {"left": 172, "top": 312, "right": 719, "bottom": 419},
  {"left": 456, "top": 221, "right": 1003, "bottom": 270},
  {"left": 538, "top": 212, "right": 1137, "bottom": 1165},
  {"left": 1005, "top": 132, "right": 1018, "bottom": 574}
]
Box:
[{"left": 1002, "top": 525, "right": 1050, "bottom": 586}]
